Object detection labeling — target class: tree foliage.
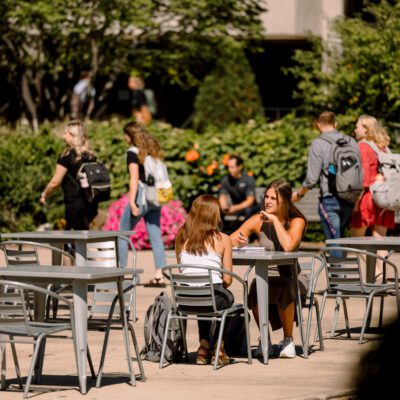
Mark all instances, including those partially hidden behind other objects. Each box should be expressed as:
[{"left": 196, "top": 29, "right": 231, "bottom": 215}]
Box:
[
  {"left": 0, "top": 0, "right": 266, "bottom": 128},
  {"left": 193, "top": 43, "right": 264, "bottom": 130},
  {"left": 288, "top": 1, "right": 400, "bottom": 122}
]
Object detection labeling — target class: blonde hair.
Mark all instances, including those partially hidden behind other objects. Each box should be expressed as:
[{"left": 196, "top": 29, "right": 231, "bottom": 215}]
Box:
[
  {"left": 62, "top": 121, "right": 93, "bottom": 160},
  {"left": 123, "top": 122, "right": 163, "bottom": 163},
  {"left": 359, "top": 115, "right": 390, "bottom": 149}
]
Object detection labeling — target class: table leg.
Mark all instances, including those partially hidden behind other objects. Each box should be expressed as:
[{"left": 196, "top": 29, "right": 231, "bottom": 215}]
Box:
[
  {"left": 366, "top": 251, "right": 377, "bottom": 284},
  {"left": 75, "top": 241, "right": 87, "bottom": 267},
  {"left": 73, "top": 281, "right": 88, "bottom": 394},
  {"left": 1, "top": 342, "right": 6, "bottom": 390},
  {"left": 255, "top": 261, "right": 269, "bottom": 364}
]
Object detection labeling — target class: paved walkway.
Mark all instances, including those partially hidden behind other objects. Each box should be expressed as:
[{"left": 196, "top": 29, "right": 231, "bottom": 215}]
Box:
[{"left": 1, "top": 250, "right": 398, "bottom": 400}]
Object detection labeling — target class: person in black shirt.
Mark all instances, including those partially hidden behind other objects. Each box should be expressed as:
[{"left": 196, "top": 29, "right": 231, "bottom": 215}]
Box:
[
  {"left": 40, "top": 121, "right": 98, "bottom": 230},
  {"left": 219, "top": 155, "right": 259, "bottom": 231}
]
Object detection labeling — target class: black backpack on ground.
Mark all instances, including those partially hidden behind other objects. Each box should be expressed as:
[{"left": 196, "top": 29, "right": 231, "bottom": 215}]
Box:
[
  {"left": 141, "top": 291, "right": 184, "bottom": 363},
  {"left": 223, "top": 312, "right": 250, "bottom": 356},
  {"left": 71, "top": 157, "right": 111, "bottom": 203}
]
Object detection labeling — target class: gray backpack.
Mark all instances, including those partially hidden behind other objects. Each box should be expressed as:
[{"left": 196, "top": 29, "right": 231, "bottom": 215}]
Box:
[
  {"left": 320, "top": 135, "right": 363, "bottom": 203},
  {"left": 141, "top": 291, "right": 184, "bottom": 362},
  {"left": 362, "top": 141, "right": 400, "bottom": 211}
]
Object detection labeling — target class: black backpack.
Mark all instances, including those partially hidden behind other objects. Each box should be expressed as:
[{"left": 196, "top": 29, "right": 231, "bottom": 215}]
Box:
[
  {"left": 74, "top": 158, "right": 111, "bottom": 203},
  {"left": 223, "top": 312, "right": 250, "bottom": 356},
  {"left": 141, "top": 291, "right": 184, "bottom": 363}
]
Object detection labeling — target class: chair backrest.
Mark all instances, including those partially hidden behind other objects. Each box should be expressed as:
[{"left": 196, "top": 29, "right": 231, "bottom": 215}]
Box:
[
  {"left": 162, "top": 264, "right": 246, "bottom": 314},
  {"left": 319, "top": 246, "right": 365, "bottom": 292},
  {"left": 0, "top": 240, "right": 74, "bottom": 267},
  {"left": 0, "top": 281, "right": 36, "bottom": 335},
  {"left": 297, "top": 254, "right": 325, "bottom": 297},
  {"left": 88, "top": 236, "right": 137, "bottom": 319}
]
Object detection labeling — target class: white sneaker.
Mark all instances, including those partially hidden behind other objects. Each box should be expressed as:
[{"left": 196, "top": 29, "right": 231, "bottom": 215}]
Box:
[
  {"left": 253, "top": 337, "right": 273, "bottom": 358},
  {"left": 279, "top": 337, "right": 296, "bottom": 358}
]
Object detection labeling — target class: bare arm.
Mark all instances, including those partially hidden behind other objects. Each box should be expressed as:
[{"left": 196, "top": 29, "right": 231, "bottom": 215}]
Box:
[
  {"left": 228, "top": 195, "right": 255, "bottom": 213},
  {"left": 219, "top": 194, "right": 230, "bottom": 212},
  {"left": 230, "top": 214, "right": 261, "bottom": 247},
  {"left": 220, "top": 233, "right": 233, "bottom": 288},
  {"left": 261, "top": 212, "right": 305, "bottom": 251},
  {"left": 128, "top": 163, "right": 140, "bottom": 216},
  {"left": 292, "top": 186, "right": 309, "bottom": 202},
  {"left": 40, "top": 164, "right": 68, "bottom": 203}
]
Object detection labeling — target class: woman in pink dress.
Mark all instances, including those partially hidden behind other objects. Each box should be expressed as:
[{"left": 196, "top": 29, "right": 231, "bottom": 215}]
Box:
[{"left": 351, "top": 115, "right": 394, "bottom": 280}]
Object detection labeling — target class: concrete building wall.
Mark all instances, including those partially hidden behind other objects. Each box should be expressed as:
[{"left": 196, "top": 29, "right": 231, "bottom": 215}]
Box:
[{"left": 261, "top": 0, "right": 344, "bottom": 40}]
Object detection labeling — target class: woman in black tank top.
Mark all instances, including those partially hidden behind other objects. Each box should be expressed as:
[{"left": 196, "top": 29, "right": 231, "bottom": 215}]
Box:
[{"left": 230, "top": 180, "right": 308, "bottom": 359}]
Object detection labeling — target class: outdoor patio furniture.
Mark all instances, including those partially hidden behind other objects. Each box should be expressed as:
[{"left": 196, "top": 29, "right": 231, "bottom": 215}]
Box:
[
  {"left": 317, "top": 246, "right": 400, "bottom": 344},
  {"left": 160, "top": 264, "right": 252, "bottom": 370},
  {"left": 0, "top": 280, "right": 78, "bottom": 399}
]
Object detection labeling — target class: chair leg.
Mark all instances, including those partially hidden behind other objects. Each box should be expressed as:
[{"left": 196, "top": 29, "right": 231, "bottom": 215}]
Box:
[
  {"left": 378, "top": 296, "right": 384, "bottom": 329},
  {"left": 159, "top": 311, "right": 173, "bottom": 369},
  {"left": 95, "top": 323, "right": 113, "bottom": 388},
  {"left": 178, "top": 319, "right": 189, "bottom": 362},
  {"left": 10, "top": 341, "right": 23, "bottom": 389},
  {"left": 0, "top": 343, "right": 6, "bottom": 390},
  {"left": 314, "top": 292, "right": 327, "bottom": 342},
  {"left": 360, "top": 295, "right": 374, "bottom": 344},
  {"left": 330, "top": 297, "right": 341, "bottom": 338},
  {"left": 24, "top": 336, "right": 44, "bottom": 399},
  {"left": 87, "top": 345, "right": 96, "bottom": 379},
  {"left": 35, "top": 337, "right": 47, "bottom": 385},
  {"left": 342, "top": 299, "right": 351, "bottom": 338},
  {"left": 128, "top": 323, "right": 146, "bottom": 381},
  {"left": 213, "top": 314, "right": 228, "bottom": 371},
  {"left": 243, "top": 311, "right": 252, "bottom": 365},
  {"left": 314, "top": 299, "right": 324, "bottom": 351},
  {"left": 305, "top": 295, "right": 314, "bottom": 357}
]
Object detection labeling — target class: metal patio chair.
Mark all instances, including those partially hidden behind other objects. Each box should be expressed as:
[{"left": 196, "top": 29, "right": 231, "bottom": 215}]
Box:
[
  {"left": 160, "top": 264, "right": 252, "bottom": 370},
  {"left": 317, "top": 246, "right": 400, "bottom": 344},
  {"left": 0, "top": 280, "right": 78, "bottom": 398}
]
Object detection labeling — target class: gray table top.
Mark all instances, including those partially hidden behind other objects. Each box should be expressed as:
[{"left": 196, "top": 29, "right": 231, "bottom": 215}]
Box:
[
  {"left": 232, "top": 250, "right": 313, "bottom": 260},
  {"left": 0, "top": 230, "right": 134, "bottom": 240},
  {"left": 326, "top": 237, "right": 400, "bottom": 249},
  {"left": 0, "top": 266, "right": 143, "bottom": 281}
]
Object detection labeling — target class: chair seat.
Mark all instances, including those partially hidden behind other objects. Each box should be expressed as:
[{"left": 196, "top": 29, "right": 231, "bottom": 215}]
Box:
[
  {"left": 0, "top": 322, "right": 71, "bottom": 337},
  {"left": 179, "top": 303, "right": 243, "bottom": 316},
  {"left": 328, "top": 283, "right": 395, "bottom": 295}
]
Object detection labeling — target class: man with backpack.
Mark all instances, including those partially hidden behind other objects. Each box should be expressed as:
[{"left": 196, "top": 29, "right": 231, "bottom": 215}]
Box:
[{"left": 292, "top": 111, "right": 362, "bottom": 245}]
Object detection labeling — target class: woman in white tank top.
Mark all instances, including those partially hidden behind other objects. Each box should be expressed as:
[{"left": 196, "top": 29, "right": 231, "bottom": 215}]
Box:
[{"left": 175, "top": 195, "right": 233, "bottom": 366}]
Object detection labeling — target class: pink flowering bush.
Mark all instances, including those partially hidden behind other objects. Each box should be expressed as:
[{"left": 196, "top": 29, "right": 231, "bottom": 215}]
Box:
[{"left": 102, "top": 194, "right": 187, "bottom": 249}]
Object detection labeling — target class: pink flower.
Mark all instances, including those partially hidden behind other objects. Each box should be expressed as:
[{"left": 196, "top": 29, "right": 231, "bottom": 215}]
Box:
[{"left": 103, "top": 195, "right": 187, "bottom": 250}]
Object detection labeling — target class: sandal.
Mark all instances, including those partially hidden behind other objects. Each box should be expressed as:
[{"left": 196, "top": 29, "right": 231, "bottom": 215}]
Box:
[
  {"left": 211, "top": 342, "right": 230, "bottom": 367},
  {"left": 143, "top": 278, "right": 166, "bottom": 288},
  {"left": 196, "top": 345, "right": 210, "bottom": 365}
]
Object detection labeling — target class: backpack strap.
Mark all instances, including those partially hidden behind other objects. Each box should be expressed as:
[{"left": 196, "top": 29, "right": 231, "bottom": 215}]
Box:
[{"left": 361, "top": 140, "right": 383, "bottom": 155}]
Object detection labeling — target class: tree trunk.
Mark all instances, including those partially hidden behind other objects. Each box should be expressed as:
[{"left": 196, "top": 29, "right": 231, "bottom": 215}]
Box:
[{"left": 21, "top": 71, "right": 39, "bottom": 132}]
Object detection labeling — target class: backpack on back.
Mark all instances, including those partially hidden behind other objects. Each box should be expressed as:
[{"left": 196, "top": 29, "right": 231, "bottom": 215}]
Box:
[
  {"left": 143, "top": 155, "right": 173, "bottom": 206},
  {"left": 141, "top": 291, "right": 184, "bottom": 363},
  {"left": 320, "top": 135, "right": 363, "bottom": 203},
  {"left": 128, "top": 147, "right": 173, "bottom": 207},
  {"left": 362, "top": 141, "right": 400, "bottom": 211},
  {"left": 71, "top": 156, "right": 111, "bottom": 203}
]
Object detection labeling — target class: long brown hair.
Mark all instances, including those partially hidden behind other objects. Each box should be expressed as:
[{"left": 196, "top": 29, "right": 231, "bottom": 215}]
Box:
[
  {"left": 265, "top": 180, "right": 307, "bottom": 230},
  {"left": 359, "top": 114, "right": 391, "bottom": 149},
  {"left": 123, "top": 122, "right": 164, "bottom": 163},
  {"left": 175, "top": 195, "right": 222, "bottom": 259}
]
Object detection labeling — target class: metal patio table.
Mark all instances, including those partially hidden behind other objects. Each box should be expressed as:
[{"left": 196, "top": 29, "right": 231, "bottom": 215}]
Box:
[
  {"left": 0, "top": 265, "right": 142, "bottom": 395},
  {"left": 233, "top": 249, "right": 313, "bottom": 364}
]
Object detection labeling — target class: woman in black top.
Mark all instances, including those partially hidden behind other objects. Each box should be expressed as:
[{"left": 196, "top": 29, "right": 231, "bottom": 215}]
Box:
[{"left": 40, "top": 121, "right": 98, "bottom": 230}]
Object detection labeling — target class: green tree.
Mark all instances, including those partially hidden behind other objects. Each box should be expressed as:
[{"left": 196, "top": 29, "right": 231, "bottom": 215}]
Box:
[
  {"left": 288, "top": 1, "right": 400, "bottom": 122},
  {"left": 193, "top": 43, "right": 264, "bottom": 130},
  {"left": 0, "top": 0, "right": 266, "bottom": 129}
]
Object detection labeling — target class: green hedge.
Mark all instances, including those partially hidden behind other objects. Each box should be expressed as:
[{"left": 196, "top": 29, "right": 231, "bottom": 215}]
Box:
[{"left": 0, "top": 116, "right": 328, "bottom": 240}]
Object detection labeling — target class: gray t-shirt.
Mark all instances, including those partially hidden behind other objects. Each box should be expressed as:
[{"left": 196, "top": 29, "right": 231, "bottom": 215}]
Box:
[
  {"left": 220, "top": 173, "right": 256, "bottom": 204},
  {"left": 302, "top": 130, "right": 359, "bottom": 197}
]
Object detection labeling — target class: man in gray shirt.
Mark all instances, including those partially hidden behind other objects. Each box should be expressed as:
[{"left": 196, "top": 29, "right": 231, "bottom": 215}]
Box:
[{"left": 293, "top": 111, "right": 358, "bottom": 242}]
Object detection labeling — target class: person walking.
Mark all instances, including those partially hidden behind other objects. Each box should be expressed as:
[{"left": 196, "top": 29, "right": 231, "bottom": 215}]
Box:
[
  {"left": 70, "top": 71, "right": 96, "bottom": 120},
  {"left": 350, "top": 115, "right": 394, "bottom": 281},
  {"left": 292, "top": 111, "right": 360, "bottom": 244},
  {"left": 40, "top": 121, "right": 98, "bottom": 230},
  {"left": 118, "top": 122, "right": 166, "bottom": 286}
]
